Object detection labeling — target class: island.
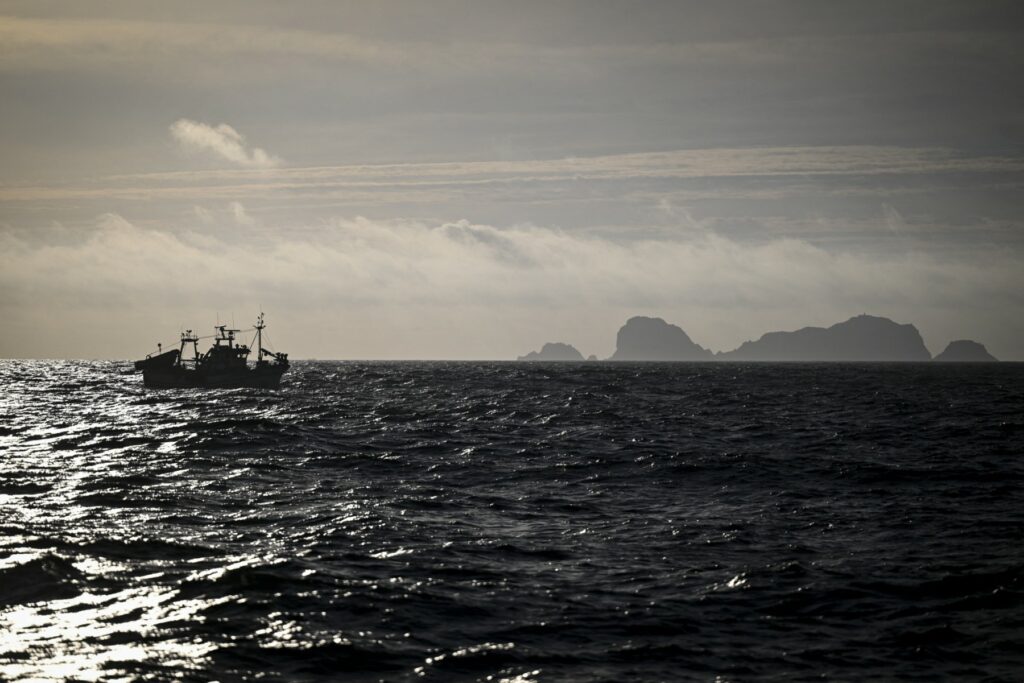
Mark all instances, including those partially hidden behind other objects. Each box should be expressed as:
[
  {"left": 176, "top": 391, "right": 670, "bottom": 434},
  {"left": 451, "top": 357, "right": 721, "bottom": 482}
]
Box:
[
  {"left": 517, "top": 342, "right": 585, "bottom": 361},
  {"left": 717, "top": 314, "right": 932, "bottom": 361},
  {"left": 933, "top": 340, "right": 998, "bottom": 362},
  {"left": 520, "top": 315, "right": 1001, "bottom": 363},
  {"left": 608, "top": 316, "right": 714, "bottom": 361}
]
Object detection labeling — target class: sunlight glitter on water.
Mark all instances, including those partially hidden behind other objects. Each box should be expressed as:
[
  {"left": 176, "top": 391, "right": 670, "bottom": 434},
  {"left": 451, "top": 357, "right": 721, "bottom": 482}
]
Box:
[{"left": 0, "top": 582, "right": 226, "bottom": 682}]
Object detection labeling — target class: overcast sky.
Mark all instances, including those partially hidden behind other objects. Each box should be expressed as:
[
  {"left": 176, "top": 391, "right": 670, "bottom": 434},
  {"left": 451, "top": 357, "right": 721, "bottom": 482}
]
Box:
[{"left": 2, "top": 1, "right": 1023, "bottom": 359}]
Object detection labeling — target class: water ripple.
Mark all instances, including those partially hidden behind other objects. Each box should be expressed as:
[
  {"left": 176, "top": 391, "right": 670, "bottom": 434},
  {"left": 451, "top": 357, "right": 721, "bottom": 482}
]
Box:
[{"left": 1, "top": 360, "right": 1022, "bottom": 681}]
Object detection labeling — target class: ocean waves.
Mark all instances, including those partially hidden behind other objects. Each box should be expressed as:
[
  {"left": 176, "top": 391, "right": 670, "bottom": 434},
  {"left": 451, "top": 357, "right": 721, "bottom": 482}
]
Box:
[{"left": 1, "top": 360, "right": 1023, "bottom": 681}]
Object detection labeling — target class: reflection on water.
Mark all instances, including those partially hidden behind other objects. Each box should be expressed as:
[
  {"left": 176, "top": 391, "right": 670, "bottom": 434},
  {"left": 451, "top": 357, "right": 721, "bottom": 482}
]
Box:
[
  {"left": 0, "top": 570, "right": 221, "bottom": 681},
  {"left": 1, "top": 359, "right": 1023, "bottom": 681}
]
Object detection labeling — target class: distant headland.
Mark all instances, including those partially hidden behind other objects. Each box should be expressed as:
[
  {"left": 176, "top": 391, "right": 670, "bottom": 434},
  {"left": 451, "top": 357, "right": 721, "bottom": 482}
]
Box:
[
  {"left": 517, "top": 342, "right": 585, "bottom": 361},
  {"left": 517, "top": 314, "right": 998, "bottom": 362}
]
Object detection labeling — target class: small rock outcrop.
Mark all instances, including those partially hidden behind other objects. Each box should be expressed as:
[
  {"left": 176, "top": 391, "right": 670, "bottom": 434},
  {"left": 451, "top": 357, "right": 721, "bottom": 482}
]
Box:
[
  {"left": 517, "top": 342, "right": 585, "bottom": 361},
  {"left": 609, "top": 316, "right": 713, "bottom": 361},
  {"left": 718, "top": 314, "right": 931, "bottom": 361},
  {"left": 933, "top": 340, "right": 997, "bottom": 362}
]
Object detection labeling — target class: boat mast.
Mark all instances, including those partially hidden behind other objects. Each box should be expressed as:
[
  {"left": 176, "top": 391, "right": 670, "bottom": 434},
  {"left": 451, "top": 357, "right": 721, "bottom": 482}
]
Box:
[
  {"left": 256, "top": 312, "right": 265, "bottom": 361},
  {"left": 180, "top": 329, "right": 198, "bottom": 366}
]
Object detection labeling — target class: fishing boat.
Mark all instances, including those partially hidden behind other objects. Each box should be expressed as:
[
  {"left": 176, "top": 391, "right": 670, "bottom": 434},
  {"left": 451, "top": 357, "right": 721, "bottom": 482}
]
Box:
[{"left": 133, "top": 313, "right": 289, "bottom": 388}]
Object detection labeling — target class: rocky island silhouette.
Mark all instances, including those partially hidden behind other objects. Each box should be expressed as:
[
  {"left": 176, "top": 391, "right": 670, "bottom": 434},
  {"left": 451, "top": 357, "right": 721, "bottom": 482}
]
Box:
[
  {"left": 517, "top": 342, "right": 585, "bottom": 361},
  {"left": 933, "top": 340, "right": 998, "bottom": 362},
  {"left": 517, "top": 314, "right": 999, "bottom": 362},
  {"left": 609, "top": 316, "right": 714, "bottom": 361},
  {"left": 717, "top": 314, "right": 931, "bottom": 361}
]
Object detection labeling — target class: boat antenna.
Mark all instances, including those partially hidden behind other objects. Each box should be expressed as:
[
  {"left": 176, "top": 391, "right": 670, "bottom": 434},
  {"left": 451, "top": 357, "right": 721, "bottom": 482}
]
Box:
[{"left": 255, "top": 311, "right": 265, "bottom": 361}]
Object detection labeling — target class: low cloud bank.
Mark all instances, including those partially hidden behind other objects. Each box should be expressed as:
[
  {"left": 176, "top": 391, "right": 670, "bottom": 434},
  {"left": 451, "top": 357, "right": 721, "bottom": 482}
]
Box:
[{"left": 1, "top": 214, "right": 1020, "bottom": 359}]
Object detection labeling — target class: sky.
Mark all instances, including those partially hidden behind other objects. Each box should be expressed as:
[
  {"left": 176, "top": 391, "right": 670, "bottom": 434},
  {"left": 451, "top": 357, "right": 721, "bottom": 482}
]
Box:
[{"left": 1, "top": 0, "right": 1023, "bottom": 360}]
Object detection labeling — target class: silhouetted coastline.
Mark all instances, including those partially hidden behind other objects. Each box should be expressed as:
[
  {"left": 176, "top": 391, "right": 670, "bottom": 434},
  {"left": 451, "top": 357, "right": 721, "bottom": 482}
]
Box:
[{"left": 517, "top": 314, "right": 999, "bottom": 362}]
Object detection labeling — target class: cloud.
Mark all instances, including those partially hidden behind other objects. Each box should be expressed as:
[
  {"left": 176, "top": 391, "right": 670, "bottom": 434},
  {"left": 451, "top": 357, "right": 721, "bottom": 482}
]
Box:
[
  {"left": 169, "top": 119, "right": 281, "bottom": 168},
  {"left": 229, "top": 201, "right": 255, "bottom": 226},
  {"left": 3, "top": 14, "right": 1022, "bottom": 80},
  {"left": 1, "top": 213, "right": 1021, "bottom": 359},
  {"left": 6, "top": 145, "right": 1023, "bottom": 204},
  {"left": 0, "top": 16, "right": 412, "bottom": 74}
]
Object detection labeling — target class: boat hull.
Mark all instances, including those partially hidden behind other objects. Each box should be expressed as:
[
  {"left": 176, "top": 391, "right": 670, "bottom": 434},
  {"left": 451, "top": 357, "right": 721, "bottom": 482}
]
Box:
[{"left": 142, "top": 364, "right": 287, "bottom": 389}]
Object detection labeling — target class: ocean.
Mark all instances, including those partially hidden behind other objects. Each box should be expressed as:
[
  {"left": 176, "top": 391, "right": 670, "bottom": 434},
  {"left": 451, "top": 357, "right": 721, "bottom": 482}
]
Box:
[{"left": 1, "top": 360, "right": 1022, "bottom": 682}]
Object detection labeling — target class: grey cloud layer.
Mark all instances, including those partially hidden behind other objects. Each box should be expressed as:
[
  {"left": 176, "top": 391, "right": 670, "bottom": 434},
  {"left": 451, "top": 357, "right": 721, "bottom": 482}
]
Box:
[
  {"left": 3, "top": 4, "right": 1023, "bottom": 181},
  {"left": 1, "top": 2, "right": 1022, "bottom": 359},
  {"left": 4, "top": 146, "right": 1021, "bottom": 256},
  {"left": 6, "top": 146, "right": 1022, "bottom": 202},
  {"left": 2, "top": 213, "right": 1020, "bottom": 360}
]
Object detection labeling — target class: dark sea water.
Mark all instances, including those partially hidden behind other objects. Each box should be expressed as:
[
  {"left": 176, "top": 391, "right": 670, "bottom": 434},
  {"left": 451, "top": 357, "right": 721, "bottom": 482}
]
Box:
[{"left": 1, "top": 360, "right": 1023, "bottom": 682}]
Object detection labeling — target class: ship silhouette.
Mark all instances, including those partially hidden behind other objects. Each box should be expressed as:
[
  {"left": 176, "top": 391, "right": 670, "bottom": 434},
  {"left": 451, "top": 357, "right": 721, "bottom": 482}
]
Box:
[{"left": 133, "top": 313, "right": 289, "bottom": 388}]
